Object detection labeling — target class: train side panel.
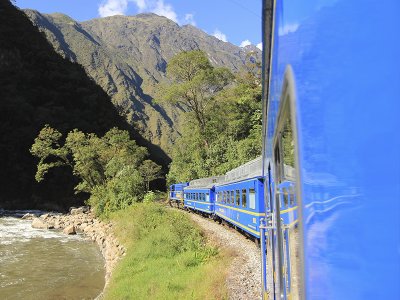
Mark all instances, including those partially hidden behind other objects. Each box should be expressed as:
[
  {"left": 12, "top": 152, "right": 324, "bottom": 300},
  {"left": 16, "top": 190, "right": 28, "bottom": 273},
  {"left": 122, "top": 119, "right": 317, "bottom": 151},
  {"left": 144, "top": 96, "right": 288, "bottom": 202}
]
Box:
[
  {"left": 215, "top": 177, "right": 265, "bottom": 238},
  {"left": 184, "top": 188, "right": 215, "bottom": 214},
  {"left": 265, "top": 0, "right": 400, "bottom": 298}
]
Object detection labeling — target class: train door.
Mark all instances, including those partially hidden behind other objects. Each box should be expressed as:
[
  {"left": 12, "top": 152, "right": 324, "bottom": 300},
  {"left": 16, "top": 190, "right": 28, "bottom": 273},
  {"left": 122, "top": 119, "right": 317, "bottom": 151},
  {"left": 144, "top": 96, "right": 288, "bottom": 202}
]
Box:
[{"left": 264, "top": 67, "right": 304, "bottom": 299}]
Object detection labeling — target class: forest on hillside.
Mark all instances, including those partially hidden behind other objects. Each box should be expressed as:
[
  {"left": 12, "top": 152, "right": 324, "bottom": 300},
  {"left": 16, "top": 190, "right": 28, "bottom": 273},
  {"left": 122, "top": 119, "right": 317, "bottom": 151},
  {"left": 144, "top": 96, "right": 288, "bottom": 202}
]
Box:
[{"left": 158, "top": 50, "right": 262, "bottom": 184}]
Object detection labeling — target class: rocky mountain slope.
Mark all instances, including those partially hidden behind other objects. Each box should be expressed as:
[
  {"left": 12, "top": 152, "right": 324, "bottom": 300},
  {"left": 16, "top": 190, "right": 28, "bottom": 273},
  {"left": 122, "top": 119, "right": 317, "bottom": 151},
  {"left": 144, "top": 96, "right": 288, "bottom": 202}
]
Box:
[
  {"left": 24, "top": 10, "right": 261, "bottom": 153},
  {"left": 0, "top": 0, "right": 167, "bottom": 209}
]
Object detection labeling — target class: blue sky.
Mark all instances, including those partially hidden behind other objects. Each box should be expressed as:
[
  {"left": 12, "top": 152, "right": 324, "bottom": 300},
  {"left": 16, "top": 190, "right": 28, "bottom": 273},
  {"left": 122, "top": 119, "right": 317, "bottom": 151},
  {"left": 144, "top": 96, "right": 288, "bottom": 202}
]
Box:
[{"left": 15, "top": 0, "right": 262, "bottom": 48}]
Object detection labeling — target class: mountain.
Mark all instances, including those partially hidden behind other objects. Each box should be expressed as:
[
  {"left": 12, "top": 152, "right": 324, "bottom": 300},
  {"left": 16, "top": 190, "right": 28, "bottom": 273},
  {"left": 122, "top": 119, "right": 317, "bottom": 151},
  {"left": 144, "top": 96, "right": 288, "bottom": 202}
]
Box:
[
  {"left": 0, "top": 0, "right": 167, "bottom": 210},
  {"left": 23, "top": 10, "right": 261, "bottom": 153}
]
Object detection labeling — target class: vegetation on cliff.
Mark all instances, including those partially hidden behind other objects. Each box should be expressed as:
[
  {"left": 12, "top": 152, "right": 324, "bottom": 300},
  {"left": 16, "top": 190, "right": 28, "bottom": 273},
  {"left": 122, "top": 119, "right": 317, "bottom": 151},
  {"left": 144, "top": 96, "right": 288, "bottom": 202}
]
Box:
[
  {"left": 162, "top": 50, "right": 262, "bottom": 184},
  {"left": 30, "top": 126, "right": 162, "bottom": 217},
  {"left": 24, "top": 9, "right": 261, "bottom": 154}
]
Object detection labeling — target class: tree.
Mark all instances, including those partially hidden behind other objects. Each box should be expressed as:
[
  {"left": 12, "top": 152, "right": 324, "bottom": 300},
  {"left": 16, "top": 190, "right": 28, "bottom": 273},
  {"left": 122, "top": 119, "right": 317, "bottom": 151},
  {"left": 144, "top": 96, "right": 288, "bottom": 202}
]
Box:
[
  {"left": 30, "top": 125, "right": 153, "bottom": 216},
  {"left": 139, "top": 160, "right": 163, "bottom": 191},
  {"left": 164, "top": 56, "right": 263, "bottom": 184},
  {"left": 159, "top": 50, "right": 233, "bottom": 141}
]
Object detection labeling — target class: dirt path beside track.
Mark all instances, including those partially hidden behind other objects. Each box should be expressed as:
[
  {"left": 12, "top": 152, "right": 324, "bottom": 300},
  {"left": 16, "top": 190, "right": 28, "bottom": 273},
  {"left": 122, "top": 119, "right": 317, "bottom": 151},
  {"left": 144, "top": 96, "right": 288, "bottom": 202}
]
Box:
[{"left": 187, "top": 212, "right": 262, "bottom": 300}]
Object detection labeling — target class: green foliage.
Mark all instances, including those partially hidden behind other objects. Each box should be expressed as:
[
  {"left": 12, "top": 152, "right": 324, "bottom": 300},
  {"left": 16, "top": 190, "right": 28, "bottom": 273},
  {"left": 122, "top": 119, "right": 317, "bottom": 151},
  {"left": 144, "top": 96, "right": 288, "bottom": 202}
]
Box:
[
  {"left": 143, "top": 191, "right": 157, "bottom": 204},
  {"left": 30, "top": 126, "right": 162, "bottom": 217},
  {"left": 165, "top": 51, "right": 262, "bottom": 184},
  {"left": 104, "top": 204, "right": 228, "bottom": 299},
  {"left": 139, "top": 160, "right": 163, "bottom": 191},
  {"left": 158, "top": 50, "right": 233, "bottom": 136}
]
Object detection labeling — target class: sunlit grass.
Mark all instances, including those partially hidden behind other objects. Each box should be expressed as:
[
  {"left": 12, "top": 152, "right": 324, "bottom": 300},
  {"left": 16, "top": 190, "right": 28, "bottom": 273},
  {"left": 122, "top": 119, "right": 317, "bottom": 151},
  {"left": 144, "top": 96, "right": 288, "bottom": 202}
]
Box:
[{"left": 104, "top": 203, "right": 231, "bottom": 300}]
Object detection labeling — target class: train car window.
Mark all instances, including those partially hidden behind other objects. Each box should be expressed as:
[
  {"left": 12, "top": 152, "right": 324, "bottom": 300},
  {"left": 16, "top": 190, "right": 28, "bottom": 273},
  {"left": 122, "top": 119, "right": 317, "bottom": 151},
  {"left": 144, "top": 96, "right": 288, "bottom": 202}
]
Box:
[
  {"left": 230, "top": 191, "right": 234, "bottom": 205},
  {"left": 235, "top": 190, "right": 240, "bottom": 206},
  {"left": 283, "top": 189, "right": 289, "bottom": 207},
  {"left": 249, "top": 188, "right": 256, "bottom": 209},
  {"left": 226, "top": 191, "right": 230, "bottom": 204},
  {"left": 206, "top": 193, "right": 210, "bottom": 202},
  {"left": 289, "top": 186, "right": 295, "bottom": 206},
  {"left": 242, "top": 189, "right": 247, "bottom": 208},
  {"left": 269, "top": 67, "right": 303, "bottom": 300},
  {"left": 223, "top": 191, "right": 226, "bottom": 204}
]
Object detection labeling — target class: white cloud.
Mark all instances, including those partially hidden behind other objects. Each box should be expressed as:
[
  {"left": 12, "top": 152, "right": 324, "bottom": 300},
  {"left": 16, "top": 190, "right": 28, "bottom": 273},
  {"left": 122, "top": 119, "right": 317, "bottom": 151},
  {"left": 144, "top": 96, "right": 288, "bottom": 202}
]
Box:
[
  {"left": 278, "top": 23, "right": 299, "bottom": 36},
  {"left": 256, "top": 42, "right": 262, "bottom": 50},
  {"left": 132, "top": 0, "right": 147, "bottom": 11},
  {"left": 152, "top": 0, "right": 178, "bottom": 23},
  {"left": 213, "top": 29, "right": 227, "bottom": 42},
  {"left": 240, "top": 39, "right": 251, "bottom": 47},
  {"left": 98, "top": 0, "right": 179, "bottom": 23},
  {"left": 184, "top": 13, "right": 196, "bottom": 26},
  {"left": 98, "top": 0, "right": 128, "bottom": 17}
]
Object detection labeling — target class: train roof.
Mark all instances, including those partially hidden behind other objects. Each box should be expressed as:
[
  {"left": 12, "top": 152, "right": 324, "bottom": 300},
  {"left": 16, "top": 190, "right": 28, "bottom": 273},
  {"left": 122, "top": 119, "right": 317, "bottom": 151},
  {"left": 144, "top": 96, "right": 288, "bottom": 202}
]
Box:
[
  {"left": 185, "top": 175, "right": 225, "bottom": 190},
  {"left": 224, "top": 156, "right": 263, "bottom": 183}
]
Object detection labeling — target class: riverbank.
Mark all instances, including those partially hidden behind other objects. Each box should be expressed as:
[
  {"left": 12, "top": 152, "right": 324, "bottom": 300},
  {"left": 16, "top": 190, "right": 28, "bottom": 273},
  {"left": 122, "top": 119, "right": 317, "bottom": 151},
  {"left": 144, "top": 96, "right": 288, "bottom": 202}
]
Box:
[
  {"left": 28, "top": 204, "right": 237, "bottom": 299},
  {"left": 30, "top": 208, "right": 125, "bottom": 287}
]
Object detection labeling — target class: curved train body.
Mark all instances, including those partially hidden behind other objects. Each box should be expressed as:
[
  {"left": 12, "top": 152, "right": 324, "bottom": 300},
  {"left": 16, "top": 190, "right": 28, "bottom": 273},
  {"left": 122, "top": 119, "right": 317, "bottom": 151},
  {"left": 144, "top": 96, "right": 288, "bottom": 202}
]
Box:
[{"left": 261, "top": 0, "right": 400, "bottom": 299}]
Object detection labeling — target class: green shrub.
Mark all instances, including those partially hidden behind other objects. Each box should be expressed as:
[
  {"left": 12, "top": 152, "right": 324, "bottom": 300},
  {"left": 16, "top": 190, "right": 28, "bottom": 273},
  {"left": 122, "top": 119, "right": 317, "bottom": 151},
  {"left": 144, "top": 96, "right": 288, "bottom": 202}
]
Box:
[{"left": 143, "top": 191, "right": 157, "bottom": 204}]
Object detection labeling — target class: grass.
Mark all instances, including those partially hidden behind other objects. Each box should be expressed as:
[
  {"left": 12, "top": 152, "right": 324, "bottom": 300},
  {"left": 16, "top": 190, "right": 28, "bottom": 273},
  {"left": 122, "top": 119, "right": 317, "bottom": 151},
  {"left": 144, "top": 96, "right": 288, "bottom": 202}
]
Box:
[{"left": 103, "top": 203, "right": 231, "bottom": 300}]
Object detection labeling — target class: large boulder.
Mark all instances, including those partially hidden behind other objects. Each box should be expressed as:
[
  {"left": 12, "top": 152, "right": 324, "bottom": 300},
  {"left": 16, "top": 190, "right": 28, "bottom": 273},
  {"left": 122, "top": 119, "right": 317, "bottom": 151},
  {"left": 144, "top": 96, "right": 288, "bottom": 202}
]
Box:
[
  {"left": 31, "top": 218, "right": 48, "bottom": 229},
  {"left": 63, "top": 225, "right": 76, "bottom": 235}
]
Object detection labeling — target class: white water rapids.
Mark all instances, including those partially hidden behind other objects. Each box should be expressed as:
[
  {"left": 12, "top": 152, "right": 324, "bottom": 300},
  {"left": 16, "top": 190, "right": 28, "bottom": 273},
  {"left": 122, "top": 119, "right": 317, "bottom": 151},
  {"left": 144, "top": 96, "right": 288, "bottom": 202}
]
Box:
[{"left": 0, "top": 211, "right": 105, "bottom": 300}]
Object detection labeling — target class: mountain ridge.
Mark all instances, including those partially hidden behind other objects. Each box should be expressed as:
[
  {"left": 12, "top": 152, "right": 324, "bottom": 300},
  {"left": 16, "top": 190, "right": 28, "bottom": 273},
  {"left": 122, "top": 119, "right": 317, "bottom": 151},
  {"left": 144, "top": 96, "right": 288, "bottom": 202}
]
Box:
[{"left": 23, "top": 9, "right": 261, "bottom": 154}]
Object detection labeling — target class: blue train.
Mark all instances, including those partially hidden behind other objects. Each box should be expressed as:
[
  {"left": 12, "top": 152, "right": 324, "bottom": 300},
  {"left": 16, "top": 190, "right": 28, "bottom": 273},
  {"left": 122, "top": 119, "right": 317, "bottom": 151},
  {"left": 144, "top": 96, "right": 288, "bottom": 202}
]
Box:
[
  {"left": 168, "top": 182, "right": 188, "bottom": 207},
  {"left": 171, "top": 0, "right": 399, "bottom": 299},
  {"left": 259, "top": 0, "right": 399, "bottom": 298}
]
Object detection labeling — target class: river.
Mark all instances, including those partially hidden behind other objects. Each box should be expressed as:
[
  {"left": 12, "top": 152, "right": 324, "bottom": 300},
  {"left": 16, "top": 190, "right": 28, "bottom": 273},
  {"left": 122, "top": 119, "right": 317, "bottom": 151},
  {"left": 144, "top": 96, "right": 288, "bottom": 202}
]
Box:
[{"left": 0, "top": 211, "right": 105, "bottom": 300}]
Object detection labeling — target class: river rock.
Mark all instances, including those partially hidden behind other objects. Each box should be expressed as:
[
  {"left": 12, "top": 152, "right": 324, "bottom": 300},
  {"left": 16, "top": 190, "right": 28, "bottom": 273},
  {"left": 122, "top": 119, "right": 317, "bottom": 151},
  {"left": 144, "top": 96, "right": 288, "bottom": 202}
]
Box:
[
  {"left": 40, "top": 213, "right": 50, "bottom": 220},
  {"left": 22, "top": 213, "right": 35, "bottom": 220},
  {"left": 32, "top": 218, "right": 48, "bottom": 229},
  {"left": 63, "top": 225, "right": 76, "bottom": 235},
  {"left": 70, "top": 207, "right": 84, "bottom": 215}
]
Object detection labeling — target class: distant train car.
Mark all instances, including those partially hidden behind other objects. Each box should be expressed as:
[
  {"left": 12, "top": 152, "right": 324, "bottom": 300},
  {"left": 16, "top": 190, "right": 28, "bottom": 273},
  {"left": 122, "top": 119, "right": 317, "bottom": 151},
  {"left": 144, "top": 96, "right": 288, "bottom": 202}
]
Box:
[
  {"left": 183, "top": 176, "right": 224, "bottom": 215},
  {"left": 168, "top": 182, "right": 188, "bottom": 207},
  {"left": 214, "top": 157, "right": 265, "bottom": 240},
  {"left": 260, "top": 0, "right": 400, "bottom": 299}
]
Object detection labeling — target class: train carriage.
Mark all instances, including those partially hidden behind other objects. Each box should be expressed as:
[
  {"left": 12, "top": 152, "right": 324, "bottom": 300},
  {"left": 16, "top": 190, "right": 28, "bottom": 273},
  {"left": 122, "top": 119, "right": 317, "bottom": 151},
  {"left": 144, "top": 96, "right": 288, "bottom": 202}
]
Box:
[
  {"left": 169, "top": 182, "right": 188, "bottom": 207},
  {"left": 214, "top": 157, "right": 266, "bottom": 239},
  {"left": 260, "top": 0, "right": 400, "bottom": 299},
  {"left": 184, "top": 186, "right": 215, "bottom": 214},
  {"left": 215, "top": 176, "right": 265, "bottom": 239},
  {"left": 183, "top": 176, "right": 224, "bottom": 215}
]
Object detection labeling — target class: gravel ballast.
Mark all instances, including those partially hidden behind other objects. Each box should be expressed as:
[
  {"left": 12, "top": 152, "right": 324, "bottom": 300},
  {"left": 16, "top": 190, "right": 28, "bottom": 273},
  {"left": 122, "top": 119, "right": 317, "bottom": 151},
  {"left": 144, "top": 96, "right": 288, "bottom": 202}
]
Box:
[{"left": 187, "top": 212, "right": 262, "bottom": 300}]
